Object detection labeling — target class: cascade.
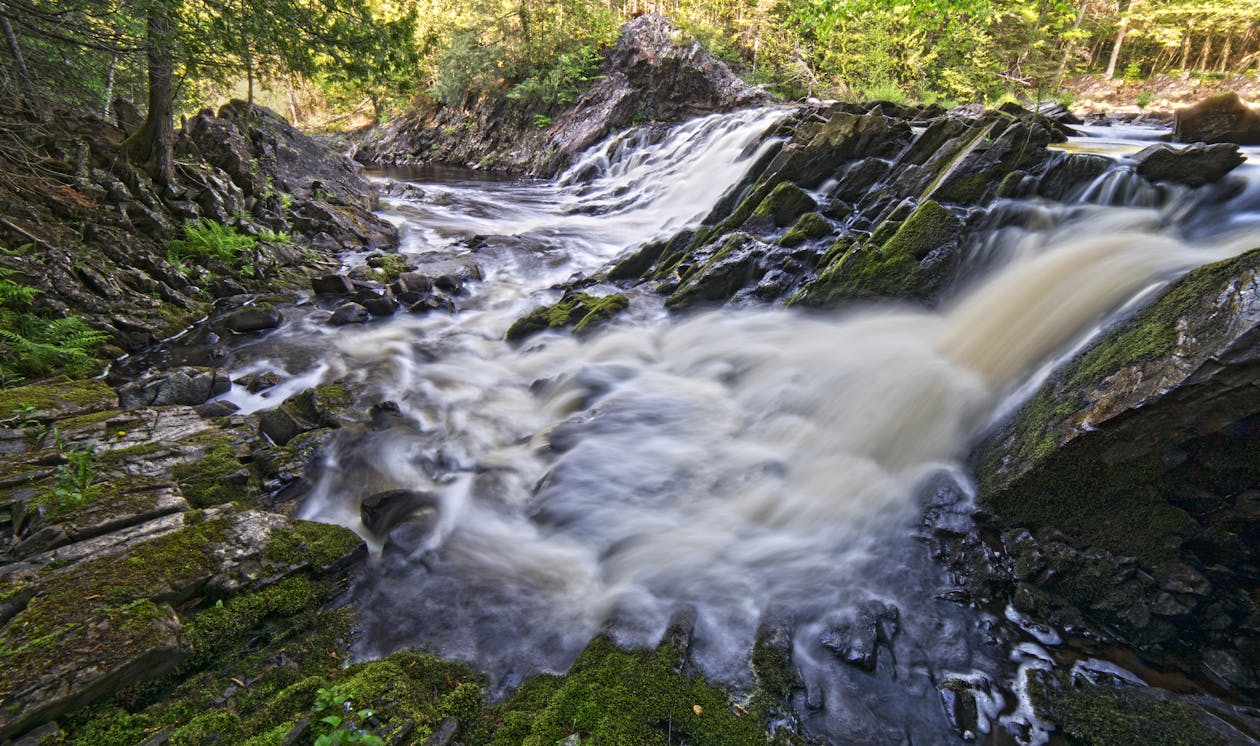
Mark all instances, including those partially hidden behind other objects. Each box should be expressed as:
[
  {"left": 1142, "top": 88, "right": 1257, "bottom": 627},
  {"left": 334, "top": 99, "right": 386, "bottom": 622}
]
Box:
[{"left": 199, "top": 107, "right": 1258, "bottom": 744}]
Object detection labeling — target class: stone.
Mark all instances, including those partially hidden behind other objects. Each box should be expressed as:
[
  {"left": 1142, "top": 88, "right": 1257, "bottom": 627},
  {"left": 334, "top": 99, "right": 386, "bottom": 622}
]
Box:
[
  {"left": 328, "top": 302, "right": 369, "bottom": 325},
  {"left": 311, "top": 274, "right": 355, "bottom": 295},
  {"left": 117, "top": 366, "right": 231, "bottom": 408},
  {"left": 1134, "top": 142, "right": 1245, "bottom": 187},
  {"left": 819, "top": 601, "right": 899, "bottom": 672},
  {"left": 224, "top": 304, "right": 282, "bottom": 333},
  {"left": 355, "top": 287, "right": 399, "bottom": 316},
  {"left": 1173, "top": 91, "right": 1260, "bottom": 146},
  {"left": 360, "top": 489, "right": 439, "bottom": 538}
]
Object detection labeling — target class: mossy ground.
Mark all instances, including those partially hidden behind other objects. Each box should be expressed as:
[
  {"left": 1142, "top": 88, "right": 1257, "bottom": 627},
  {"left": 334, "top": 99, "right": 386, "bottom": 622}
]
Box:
[{"left": 0, "top": 379, "right": 117, "bottom": 424}]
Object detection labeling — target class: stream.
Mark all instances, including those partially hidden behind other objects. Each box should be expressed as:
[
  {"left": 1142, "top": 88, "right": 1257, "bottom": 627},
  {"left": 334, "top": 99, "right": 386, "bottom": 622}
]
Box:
[{"left": 192, "top": 108, "right": 1258, "bottom": 744}]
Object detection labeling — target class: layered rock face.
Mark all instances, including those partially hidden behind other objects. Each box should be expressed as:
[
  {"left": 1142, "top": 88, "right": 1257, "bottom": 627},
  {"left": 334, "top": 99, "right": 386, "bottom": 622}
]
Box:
[
  {"left": 1173, "top": 91, "right": 1260, "bottom": 145},
  {"left": 353, "top": 13, "right": 772, "bottom": 176}
]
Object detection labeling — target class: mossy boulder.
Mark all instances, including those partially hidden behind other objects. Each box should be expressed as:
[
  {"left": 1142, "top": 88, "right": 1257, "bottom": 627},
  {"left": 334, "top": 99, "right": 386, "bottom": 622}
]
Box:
[
  {"left": 506, "top": 292, "right": 630, "bottom": 341},
  {"left": 751, "top": 182, "right": 817, "bottom": 228},
  {"left": 778, "top": 212, "right": 832, "bottom": 248},
  {"left": 973, "top": 246, "right": 1260, "bottom": 661},
  {"left": 792, "top": 199, "right": 961, "bottom": 307},
  {"left": 1027, "top": 669, "right": 1229, "bottom": 745}
]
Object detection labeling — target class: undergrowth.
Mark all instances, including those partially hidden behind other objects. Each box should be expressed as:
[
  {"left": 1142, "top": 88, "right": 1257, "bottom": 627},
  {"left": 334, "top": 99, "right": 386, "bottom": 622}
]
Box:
[{"left": 0, "top": 252, "right": 108, "bottom": 384}]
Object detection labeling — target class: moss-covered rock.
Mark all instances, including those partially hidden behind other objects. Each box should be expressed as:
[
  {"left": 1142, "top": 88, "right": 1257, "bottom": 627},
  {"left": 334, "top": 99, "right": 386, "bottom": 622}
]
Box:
[
  {"left": 752, "top": 182, "right": 817, "bottom": 228},
  {"left": 1027, "top": 669, "right": 1227, "bottom": 745},
  {"left": 778, "top": 212, "right": 832, "bottom": 248},
  {"left": 506, "top": 292, "right": 630, "bottom": 341},
  {"left": 0, "top": 380, "right": 118, "bottom": 426},
  {"left": 792, "top": 199, "right": 961, "bottom": 307}
]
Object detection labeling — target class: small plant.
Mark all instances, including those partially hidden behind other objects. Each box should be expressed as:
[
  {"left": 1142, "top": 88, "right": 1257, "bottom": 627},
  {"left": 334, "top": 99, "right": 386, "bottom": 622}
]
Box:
[
  {"left": 1135, "top": 90, "right": 1151, "bottom": 109},
  {"left": 312, "top": 687, "right": 384, "bottom": 746},
  {"left": 533, "top": 113, "right": 552, "bottom": 129},
  {"left": 168, "top": 219, "right": 257, "bottom": 265},
  {"left": 51, "top": 430, "right": 98, "bottom": 509},
  {"left": 280, "top": 193, "right": 294, "bottom": 210},
  {"left": 1123, "top": 61, "right": 1142, "bottom": 83},
  {"left": 858, "top": 80, "right": 907, "bottom": 104},
  {"left": 256, "top": 228, "right": 292, "bottom": 244}
]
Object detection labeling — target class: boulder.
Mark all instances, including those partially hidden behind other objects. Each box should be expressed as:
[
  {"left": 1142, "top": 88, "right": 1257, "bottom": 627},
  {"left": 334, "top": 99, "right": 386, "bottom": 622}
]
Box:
[
  {"left": 1173, "top": 91, "right": 1260, "bottom": 146},
  {"left": 1134, "top": 142, "right": 1245, "bottom": 188},
  {"left": 224, "top": 304, "right": 282, "bottom": 333},
  {"left": 312, "top": 274, "right": 355, "bottom": 295},
  {"left": 117, "top": 366, "right": 231, "bottom": 408},
  {"left": 974, "top": 247, "right": 1260, "bottom": 665},
  {"left": 360, "top": 489, "right": 438, "bottom": 538},
  {"left": 329, "top": 302, "right": 370, "bottom": 326}
]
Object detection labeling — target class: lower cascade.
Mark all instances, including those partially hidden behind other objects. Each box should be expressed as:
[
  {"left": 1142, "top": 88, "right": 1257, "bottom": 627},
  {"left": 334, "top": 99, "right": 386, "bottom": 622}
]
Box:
[{"left": 132, "top": 106, "right": 1260, "bottom": 743}]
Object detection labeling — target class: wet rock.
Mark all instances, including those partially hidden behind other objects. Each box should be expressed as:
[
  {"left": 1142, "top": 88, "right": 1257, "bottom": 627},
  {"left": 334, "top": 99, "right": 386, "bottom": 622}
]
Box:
[
  {"left": 1173, "top": 91, "right": 1260, "bottom": 146},
  {"left": 0, "top": 505, "right": 364, "bottom": 739},
  {"left": 224, "top": 304, "right": 282, "bottom": 333},
  {"left": 507, "top": 292, "right": 629, "bottom": 341},
  {"left": 193, "top": 400, "right": 240, "bottom": 418},
  {"left": 421, "top": 716, "right": 458, "bottom": 746},
  {"left": 393, "top": 271, "right": 434, "bottom": 295},
  {"left": 355, "top": 287, "right": 399, "bottom": 316},
  {"left": 819, "top": 601, "right": 899, "bottom": 672},
  {"left": 311, "top": 274, "right": 355, "bottom": 295},
  {"left": 328, "top": 302, "right": 370, "bottom": 325},
  {"left": 117, "top": 366, "right": 231, "bottom": 408},
  {"left": 938, "top": 677, "right": 990, "bottom": 741},
  {"left": 360, "top": 489, "right": 438, "bottom": 538},
  {"left": 238, "top": 370, "right": 285, "bottom": 393},
  {"left": 292, "top": 199, "right": 398, "bottom": 251},
  {"left": 1134, "top": 142, "right": 1245, "bottom": 187}
]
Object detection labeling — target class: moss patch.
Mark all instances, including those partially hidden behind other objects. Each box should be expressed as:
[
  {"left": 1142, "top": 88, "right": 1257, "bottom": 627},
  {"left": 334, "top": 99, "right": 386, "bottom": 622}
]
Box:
[
  {"left": 0, "top": 379, "right": 117, "bottom": 425},
  {"left": 172, "top": 438, "right": 251, "bottom": 508},
  {"left": 506, "top": 293, "right": 629, "bottom": 341},
  {"left": 778, "top": 212, "right": 832, "bottom": 248},
  {"left": 482, "top": 635, "right": 768, "bottom": 746},
  {"left": 752, "top": 182, "right": 817, "bottom": 228},
  {"left": 792, "top": 200, "right": 960, "bottom": 307},
  {"left": 1028, "top": 669, "right": 1225, "bottom": 746}
]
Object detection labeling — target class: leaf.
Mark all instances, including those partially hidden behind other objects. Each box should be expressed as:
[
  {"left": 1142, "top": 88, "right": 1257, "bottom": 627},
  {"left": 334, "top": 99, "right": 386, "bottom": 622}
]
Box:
[{"left": 320, "top": 715, "right": 343, "bottom": 728}]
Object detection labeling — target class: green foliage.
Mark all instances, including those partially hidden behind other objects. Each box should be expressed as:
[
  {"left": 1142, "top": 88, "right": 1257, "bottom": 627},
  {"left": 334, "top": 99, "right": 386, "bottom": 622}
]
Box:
[
  {"left": 532, "top": 113, "right": 552, "bottom": 128},
  {"left": 508, "top": 44, "right": 603, "bottom": 105},
  {"left": 431, "top": 28, "right": 505, "bottom": 105},
  {"left": 168, "top": 219, "right": 257, "bottom": 266},
  {"left": 0, "top": 314, "right": 109, "bottom": 380},
  {"left": 256, "top": 228, "right": 292, "bottom": 244},
  {"left": 313, "top": 686, "right": 385, "bottom": 746},
  {"left": 1135, "top": 90, "right": 1151, "bottom": 108},
  {"left": 1123, "top": 61, "right": 1143, "bottom": 83},
  {"left": 51, "top": 433, "right": 98, "bottom": 509}
]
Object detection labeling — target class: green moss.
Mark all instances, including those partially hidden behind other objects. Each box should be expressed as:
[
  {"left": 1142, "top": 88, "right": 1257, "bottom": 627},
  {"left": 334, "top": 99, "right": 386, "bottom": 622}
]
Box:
[
  {"left": 183, "top": 576, "right": 322, "bottom": 664},
  {"left": 262, "top": 519, "right": 363, "bottom": 570},
  {"left": 365, "top": 252, "right": 415, "bottom": 281},
  {"left": 752, "top": 182, "right": 817, "bottom": 227},
  {"left": 933, "top": 169, "right": 991, "bottom": 204},
  {"left": 778, "top": 212, "right": 832, "bottom": 248},
  {"left": 170, "top": 710, "right": 245, "bottom": 746},
  {"left": 792, "top": 200, "right": 960, "bottom": 308},
  {"left": 506, "top": 293, "right": 630, "bottom": 341},
  {"left": 484, "top": 635, "right": 768, "bottom": 746},
  {"left": 1028, "top": 670, "right": 1224, "bottom": 746},
  {"left": 0, "top": 379, "right": 117, "bottom": 424},
  {"left": 173, "top": 438, "right": 250, "bottom": 508}
]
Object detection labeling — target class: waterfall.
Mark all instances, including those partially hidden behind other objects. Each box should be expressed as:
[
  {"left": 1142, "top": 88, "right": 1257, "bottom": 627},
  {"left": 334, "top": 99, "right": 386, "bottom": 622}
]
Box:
[{"left": 202, "top": 107, "right": 1259, "bottom": 744}]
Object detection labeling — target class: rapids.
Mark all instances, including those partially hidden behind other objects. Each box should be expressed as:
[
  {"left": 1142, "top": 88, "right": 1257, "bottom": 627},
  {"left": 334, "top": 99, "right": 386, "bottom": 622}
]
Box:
[{"left": 202, "top": 107, "right": 1258, "bottom": 744}]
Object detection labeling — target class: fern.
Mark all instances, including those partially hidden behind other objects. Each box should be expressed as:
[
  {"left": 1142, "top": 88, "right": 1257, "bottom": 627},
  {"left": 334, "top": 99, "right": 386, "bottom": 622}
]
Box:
[
  {"left": 0, "top": 268, "right": 39, "bottom": 306},
  {"left": 168, "top": 219, "right": 257, "bottom": 264},
  {"left": 0, "top": 315, "right": 108, "bottom": 378}
]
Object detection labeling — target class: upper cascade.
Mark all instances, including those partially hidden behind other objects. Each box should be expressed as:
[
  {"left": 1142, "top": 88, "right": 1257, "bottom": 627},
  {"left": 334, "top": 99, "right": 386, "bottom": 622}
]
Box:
[{"left": 353, "top": 14, "right": 773, "bottom": 177}]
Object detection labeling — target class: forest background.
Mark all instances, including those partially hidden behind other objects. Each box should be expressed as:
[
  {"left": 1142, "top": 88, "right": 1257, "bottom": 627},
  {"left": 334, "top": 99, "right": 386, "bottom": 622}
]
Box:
[{"left": 2, "top": 0, "right": 1258, "bottom": 133}]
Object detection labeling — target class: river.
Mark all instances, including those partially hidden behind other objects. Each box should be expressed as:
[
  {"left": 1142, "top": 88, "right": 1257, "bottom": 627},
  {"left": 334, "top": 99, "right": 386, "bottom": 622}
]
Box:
[{"left": 201, "top": 108, "right": 1258, "bottom": 744}]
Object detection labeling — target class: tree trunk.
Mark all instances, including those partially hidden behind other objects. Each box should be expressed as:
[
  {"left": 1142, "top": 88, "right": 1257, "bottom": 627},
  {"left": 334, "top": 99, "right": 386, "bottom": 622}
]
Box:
[
  {"left": 1218, "top": 30, "right": 1233, "bottom": 73},
  {"left": 103, "top": 53, "right": 116, "bottom": 118},
  {"left": 1178, "top": 22, "right": 1194, "bottom": 71},
  {"left": 1103, "top": 0, "right": 1134, "bottom": 79},
  {"left": 1055, "top": 4, "right": 1087, "bottom": 83},
  {"left": 1, "top": 13, "right": 37, "bottom": 114},
  {"left": 135, "top": 0, "right": 175, "bottom": 188}
]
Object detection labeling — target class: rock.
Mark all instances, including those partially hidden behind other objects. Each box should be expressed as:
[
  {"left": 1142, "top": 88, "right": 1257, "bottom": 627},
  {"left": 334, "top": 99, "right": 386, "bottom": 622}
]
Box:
[
  {"left": 311, "top": 274, "right": 355, "bottom": 295},
  {"left": 360, "top": 489, "right": 438, "bottom": 538},
  {"left": 355, "top": 287, "right": 399, "bottom": 316},
  {"left": 238, "top": 370, "right": 285, "bottom": 393},
  {"left": 117, "top": 366, "right": 231, "bottom": 408},
  {"left": 328, "top": 302, "right": 369, "bottom": 325},
  {"left": 0, "top": 505, "right": 364, "bottom": 739},
  {"left": 354, "top": 13, "right": 772, "bottom": 176},
  {"left": 975, "top": 247, "right": 1260, "bottom": 659},
  {"left": 1173, "top": 91, "right": 1260, "bottom": 146},
  {"left": 224, "top": 304, "right": 282, "bottom": 333},
  {"left": 10, "top": 482, "right": 190, "bottom": 559},
  {"left": 1134, "top": 143, "right": 1245, "bottom": 187},
  {"left": 111, "top": 97, "right": 144, "bottom": 132},
  {"left": 292, "top": 199, "right": 398, "bottom": 251},
  {"left": 0, "top": 380, "right": 118, "bottom": 425},
  {"left": 819, "top": 601, "right": 899, "bottom": 672},
  {"left": 506, "top": 292, "right": 629, "bottom": 341}
]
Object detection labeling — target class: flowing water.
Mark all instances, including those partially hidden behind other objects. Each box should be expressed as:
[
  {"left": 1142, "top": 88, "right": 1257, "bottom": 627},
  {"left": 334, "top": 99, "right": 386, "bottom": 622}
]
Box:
[{"left": 198, "top": 109, "right": 1259, "bottom": 744}]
